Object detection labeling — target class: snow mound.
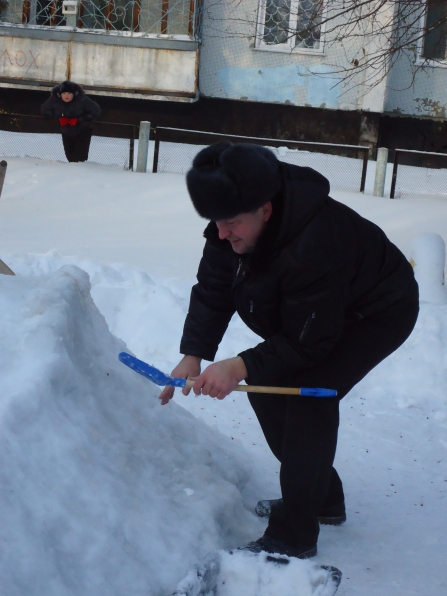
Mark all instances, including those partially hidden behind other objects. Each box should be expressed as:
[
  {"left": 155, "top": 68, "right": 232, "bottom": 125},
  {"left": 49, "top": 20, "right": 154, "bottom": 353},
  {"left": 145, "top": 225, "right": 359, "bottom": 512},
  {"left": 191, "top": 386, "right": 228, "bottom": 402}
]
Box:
[
  {"left": 174, "top": 550, "right": 341, "bottom": 596},
  {"left": 411, "top": 233, "right": 447, "bottom": 304},
  {"left": 3, "top": 250, "right": 260, "bottom": 371},
  {"left": 0, "top": 266, "right": 262, "bottom": 596}
]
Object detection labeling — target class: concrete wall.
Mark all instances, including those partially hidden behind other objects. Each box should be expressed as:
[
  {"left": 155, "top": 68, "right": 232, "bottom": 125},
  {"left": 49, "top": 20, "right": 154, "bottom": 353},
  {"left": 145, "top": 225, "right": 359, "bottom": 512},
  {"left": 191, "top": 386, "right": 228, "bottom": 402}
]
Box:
[
  {"left": 0, "top": 84, "right": 371, "bottom": 148},
  {"left": 385, "top": 50, "right": 447, "bottom": 119},
  {"left": 0, "top": 28, "right": 198, "bottom": 100},
  {"left": 197, "top": 0, "right": 390, "bottom": 114}
]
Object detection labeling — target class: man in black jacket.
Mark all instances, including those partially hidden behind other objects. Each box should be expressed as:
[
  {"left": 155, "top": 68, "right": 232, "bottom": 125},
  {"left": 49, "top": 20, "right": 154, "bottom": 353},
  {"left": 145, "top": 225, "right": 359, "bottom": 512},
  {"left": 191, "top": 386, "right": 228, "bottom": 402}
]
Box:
[
  {"left": 41, "top": 81, "right": 101, "bottom": 163},
  {"left": 159, "top": 142, "right": 419, "bottom": 559}
]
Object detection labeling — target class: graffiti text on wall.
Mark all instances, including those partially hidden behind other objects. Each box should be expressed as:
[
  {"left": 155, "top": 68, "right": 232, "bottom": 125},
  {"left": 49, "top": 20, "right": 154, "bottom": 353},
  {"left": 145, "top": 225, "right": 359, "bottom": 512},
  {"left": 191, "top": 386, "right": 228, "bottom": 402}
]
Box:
[{"left": 0, "top": 49, "right": 40, "bottom": 73}]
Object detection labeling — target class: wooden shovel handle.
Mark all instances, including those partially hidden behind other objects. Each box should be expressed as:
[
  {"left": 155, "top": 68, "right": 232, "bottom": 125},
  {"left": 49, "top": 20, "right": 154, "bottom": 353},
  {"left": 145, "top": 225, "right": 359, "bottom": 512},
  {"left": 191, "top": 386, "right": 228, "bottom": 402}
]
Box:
[{"left": 185, "top": 379, "right": 302, "bottom": 395}]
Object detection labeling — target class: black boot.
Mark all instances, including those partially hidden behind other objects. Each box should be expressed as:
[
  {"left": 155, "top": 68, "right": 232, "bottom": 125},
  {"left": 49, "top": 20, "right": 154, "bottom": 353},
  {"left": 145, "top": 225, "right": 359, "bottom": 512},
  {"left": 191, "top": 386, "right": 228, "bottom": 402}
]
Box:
[
  {"left": 239, "top": 534, "right": 317, "bottom": 560},
  {"left": 255, "top": 498, "right": 347, "bottom": 526},
  {"left": 318, "top": 502, "right": 347, "bottom": 525}
]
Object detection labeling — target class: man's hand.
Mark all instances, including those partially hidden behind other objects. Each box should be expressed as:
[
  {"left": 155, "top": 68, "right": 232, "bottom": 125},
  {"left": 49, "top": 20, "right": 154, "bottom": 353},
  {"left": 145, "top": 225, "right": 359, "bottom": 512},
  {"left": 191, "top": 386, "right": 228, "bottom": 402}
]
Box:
[
  {"left": 190, "top": 357, "right": 248, "bottom": 400},
  {"left": 159, "top": 355, "right": 202, "bottom": 405}
]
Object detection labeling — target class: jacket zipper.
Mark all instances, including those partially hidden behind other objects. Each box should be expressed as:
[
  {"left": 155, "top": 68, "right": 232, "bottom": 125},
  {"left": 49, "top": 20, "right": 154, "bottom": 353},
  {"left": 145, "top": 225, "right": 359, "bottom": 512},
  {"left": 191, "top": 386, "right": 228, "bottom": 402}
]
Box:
[
  {"left": 250, "top": 300, "right": 254, "bottom": 313},
  {"left": 299, "top": 312, "right": 315, "bottom": 341},
  {"left": 236, "top": 258, "right": 243, "bottom": 276}
]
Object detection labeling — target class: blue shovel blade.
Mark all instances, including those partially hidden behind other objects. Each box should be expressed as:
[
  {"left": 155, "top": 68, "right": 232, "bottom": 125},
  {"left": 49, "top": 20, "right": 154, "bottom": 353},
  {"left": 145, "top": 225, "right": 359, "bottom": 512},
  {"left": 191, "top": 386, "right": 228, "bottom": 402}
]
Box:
[{"left": 119, "top": 353, "right": 187, "bottom": 387}]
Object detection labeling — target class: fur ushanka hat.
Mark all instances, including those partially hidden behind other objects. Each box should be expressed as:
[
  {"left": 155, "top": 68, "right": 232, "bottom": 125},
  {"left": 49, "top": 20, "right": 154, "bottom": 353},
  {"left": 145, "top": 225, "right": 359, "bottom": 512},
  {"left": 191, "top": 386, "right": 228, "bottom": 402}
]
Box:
[{"left": 186, "top": 142, "right": 283, "bottom": 220}]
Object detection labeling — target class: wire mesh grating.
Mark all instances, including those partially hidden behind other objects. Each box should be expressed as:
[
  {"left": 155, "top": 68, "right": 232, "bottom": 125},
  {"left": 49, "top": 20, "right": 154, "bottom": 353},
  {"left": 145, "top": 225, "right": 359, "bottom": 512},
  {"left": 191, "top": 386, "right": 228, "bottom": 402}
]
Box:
[
  {"left": 391, "top": 149, "right": 447, "bottom": 200},
  {"left": 153, "top": 127, "right": 369, "bottom": 192},
  {"left": 0, "top": 114, "right": 135, "bottom": 170}
]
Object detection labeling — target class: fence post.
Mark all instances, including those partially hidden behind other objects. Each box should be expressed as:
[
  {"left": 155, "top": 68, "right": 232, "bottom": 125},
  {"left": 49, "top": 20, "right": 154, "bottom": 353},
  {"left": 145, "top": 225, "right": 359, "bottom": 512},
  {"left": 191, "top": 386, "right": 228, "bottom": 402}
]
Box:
[
  {"left": 128, "top": 126, "right": 136, "bottom": 171},
  {"left": 0, "top": 160, "right": 7, "bottom": 199},
  {"left": 390, "top": 151, "right": 399, "bottom": 199},
  {"left": 152, "top": 128, "right": 160, "bottom": 173},
  {"left": 373, "top": 147, "right": 388, "bottom": 197},
  {"left": 136, "top": 121, "right": 151, "bottom": 173},
  {"left": 360, "top": 149, "right": 369, "bottom": 192}
]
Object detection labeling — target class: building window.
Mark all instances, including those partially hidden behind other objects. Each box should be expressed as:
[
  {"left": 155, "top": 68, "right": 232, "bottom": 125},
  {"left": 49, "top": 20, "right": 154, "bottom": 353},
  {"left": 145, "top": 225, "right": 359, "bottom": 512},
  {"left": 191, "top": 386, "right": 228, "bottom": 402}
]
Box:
[
  {"left": 258, "top": 0, "right": 323, "bottom": 52},
  {"left": 421, "top": 0, "right": 447, "bottom": 60},
  {"left": 1, "top": 0, "right": 199, "bottom": 37}
]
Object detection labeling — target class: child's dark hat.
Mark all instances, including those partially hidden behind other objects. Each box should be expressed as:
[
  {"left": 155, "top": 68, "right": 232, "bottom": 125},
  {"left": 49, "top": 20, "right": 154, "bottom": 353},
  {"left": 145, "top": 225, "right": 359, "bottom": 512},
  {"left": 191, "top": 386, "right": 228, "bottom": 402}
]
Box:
[{"left": 59, "top": 81, "right": 77, "bottom": 95}]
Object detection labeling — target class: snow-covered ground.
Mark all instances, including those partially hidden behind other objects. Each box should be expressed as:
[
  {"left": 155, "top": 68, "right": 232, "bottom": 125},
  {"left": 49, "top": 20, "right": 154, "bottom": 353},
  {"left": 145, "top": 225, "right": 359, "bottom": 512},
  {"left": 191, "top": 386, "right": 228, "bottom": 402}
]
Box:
[{"left": 0, "top": 156, "right": 446, "bottom": 595}]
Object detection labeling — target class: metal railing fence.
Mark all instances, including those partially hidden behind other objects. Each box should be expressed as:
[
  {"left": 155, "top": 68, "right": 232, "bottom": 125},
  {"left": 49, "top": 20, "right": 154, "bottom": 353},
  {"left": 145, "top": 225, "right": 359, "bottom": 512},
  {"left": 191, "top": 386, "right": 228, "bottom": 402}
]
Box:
[
  {"left": 1, "top": 0, "right": 203, "bottom": 38},
  {"left": 0, "top": 113, "right": 136, "bottom": 169},
  {"left": 152, "top": 127, "right": 369, "bottom": 192},
  {"left": 390, "top": 149, "right": 447, "bottom": 200}
]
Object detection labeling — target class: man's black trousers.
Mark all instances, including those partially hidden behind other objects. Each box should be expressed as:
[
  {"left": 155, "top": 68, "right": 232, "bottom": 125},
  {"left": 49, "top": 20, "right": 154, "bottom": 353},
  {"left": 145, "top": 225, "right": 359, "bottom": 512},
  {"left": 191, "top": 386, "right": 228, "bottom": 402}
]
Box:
[
  {"left": 62, "top": 129, "right": 93, "bottom": 163},
  {"left": 248, "top": 292, "right": 419, "bottom": 549}
]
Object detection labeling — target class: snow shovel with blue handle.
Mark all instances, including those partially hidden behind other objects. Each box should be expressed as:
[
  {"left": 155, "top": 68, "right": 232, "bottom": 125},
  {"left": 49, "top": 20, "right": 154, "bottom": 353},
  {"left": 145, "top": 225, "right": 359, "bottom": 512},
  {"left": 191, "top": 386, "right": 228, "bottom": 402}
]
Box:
[{"left": 118, "top": 352, "right": 337, "bottom": 397}]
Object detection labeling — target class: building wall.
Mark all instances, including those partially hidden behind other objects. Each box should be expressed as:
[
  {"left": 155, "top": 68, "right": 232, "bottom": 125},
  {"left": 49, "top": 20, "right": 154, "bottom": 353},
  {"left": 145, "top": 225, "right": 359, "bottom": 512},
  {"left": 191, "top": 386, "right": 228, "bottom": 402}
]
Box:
[
  {"left": 375, "top": 3, "right": 447, "bottom": 120},
  {"left": 385, "top": 51, "right": 447, "bottom": 119},
  {"left": 0, "top": 85, "right": 370, "bottom": 147},
  {"left": 0, "top": 28, "right": 198, "bottom": 100},
  {"left": 198, "top": 0, "right": 388, "bottom": 113}
]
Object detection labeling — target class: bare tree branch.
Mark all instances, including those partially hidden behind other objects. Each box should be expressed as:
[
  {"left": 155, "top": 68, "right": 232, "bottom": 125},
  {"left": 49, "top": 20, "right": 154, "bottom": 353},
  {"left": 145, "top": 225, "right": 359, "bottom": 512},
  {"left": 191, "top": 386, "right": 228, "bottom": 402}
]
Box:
[{"left": 201, "top": 0, "right": 447, "bottom": 92}]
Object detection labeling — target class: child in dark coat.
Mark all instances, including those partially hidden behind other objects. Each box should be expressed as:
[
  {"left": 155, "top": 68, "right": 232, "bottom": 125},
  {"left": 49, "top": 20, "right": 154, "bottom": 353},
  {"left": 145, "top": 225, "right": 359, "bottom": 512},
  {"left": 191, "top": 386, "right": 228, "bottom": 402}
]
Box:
[{"left": 41, "top": 81, "right": 101, "bottom": 163}]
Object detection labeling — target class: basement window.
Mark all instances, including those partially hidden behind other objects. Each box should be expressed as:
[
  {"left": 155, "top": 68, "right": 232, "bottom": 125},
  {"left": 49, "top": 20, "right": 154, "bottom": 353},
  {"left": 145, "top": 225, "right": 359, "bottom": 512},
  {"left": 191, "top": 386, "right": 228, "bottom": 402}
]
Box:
[{"left": 257, "top": 0, "right": 324, "bottom": 53}]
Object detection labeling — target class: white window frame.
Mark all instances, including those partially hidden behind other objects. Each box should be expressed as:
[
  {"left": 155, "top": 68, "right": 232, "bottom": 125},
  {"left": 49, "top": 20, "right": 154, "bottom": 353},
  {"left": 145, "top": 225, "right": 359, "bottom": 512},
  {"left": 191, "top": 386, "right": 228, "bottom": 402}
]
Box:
[
  {"left": 255, "top": 0, "right": 326, "bottom": 55},
  {"left": 416, "top": 0, "right": 447, "bottom": 67}
]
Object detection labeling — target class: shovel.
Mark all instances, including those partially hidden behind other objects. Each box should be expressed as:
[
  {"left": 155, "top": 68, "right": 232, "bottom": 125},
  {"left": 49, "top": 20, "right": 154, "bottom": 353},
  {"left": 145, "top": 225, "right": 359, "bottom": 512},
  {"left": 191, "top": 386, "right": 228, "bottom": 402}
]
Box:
[{"left": 118, "top": 352, "right": 337, "bottom": 397}]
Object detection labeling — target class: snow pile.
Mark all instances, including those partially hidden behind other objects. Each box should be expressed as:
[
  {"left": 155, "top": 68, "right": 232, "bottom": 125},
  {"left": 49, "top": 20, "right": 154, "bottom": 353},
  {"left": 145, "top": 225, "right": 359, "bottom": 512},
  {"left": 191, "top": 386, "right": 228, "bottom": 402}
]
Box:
[
  {"left": 0, "top": 266, "right": 263, "bottom": 596},
  {"left": 411, "top": 233, "right": 447, "bottom": 304},
  {"left": 174, "top": 550, "right": 340, "bottom": 596},
  {"left": 4, "top": 250, "right": 260, "bottom": 373},
  {"left": 215, "top": 551, "right": 339, "bottom": 596}
]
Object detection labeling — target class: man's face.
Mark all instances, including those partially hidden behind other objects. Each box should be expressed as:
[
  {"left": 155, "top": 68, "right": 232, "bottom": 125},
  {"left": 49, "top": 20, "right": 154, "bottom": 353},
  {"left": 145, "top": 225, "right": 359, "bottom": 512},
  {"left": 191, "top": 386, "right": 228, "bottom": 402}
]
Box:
[
  {"left": 215, "top": 202, "right": 272, "bottom": 254},
  {"left": 61, "top": 92, "right": 74, "bottom": 103}
]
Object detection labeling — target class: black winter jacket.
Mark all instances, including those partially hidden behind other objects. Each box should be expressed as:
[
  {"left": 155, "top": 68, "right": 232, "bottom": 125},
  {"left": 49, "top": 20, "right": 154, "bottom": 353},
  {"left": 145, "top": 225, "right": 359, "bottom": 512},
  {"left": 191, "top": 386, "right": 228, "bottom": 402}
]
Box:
[
  {"left": 41, "top": 83, "right": 101, "bottom": 137},
  {"left": 180, "top": 163, "right": 418, "bottom": 385}
]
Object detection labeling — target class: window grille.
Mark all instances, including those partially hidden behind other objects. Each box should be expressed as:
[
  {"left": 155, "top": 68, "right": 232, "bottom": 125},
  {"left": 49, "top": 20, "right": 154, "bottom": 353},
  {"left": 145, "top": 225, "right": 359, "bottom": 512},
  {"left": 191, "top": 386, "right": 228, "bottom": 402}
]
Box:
[
  {"left": 0, "top": 0, "right": 202, "bottom": 38},
  {"left": 295, "top": 0, "right": 321, "bottom": 49},
  {"left": 263, "top": 0, "right": 291, "bottom": 45},
  {"left": 258, "top": 0, "right": 323, "bottom": 52}
]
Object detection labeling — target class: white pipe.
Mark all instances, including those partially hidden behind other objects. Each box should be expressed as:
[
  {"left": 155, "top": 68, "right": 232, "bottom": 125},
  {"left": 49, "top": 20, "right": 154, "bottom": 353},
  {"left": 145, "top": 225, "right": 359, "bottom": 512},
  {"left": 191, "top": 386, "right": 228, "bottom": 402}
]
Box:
[
  {"left": 136, "top": 121, "right": 151, "bottom": 173},
  {"left": 373, "top": 147, "right": 388, "bottom": 197}
]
